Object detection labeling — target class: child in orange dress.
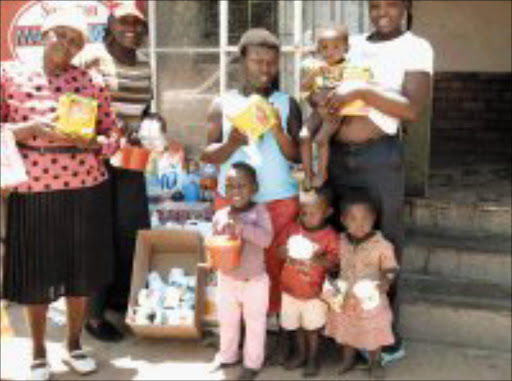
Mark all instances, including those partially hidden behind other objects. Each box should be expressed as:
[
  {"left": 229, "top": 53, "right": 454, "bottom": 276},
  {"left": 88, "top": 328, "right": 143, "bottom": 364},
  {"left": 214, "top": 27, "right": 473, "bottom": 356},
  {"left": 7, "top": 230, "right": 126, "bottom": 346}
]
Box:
[{"left": 324, "top": 193, "right": 399, "bottom": 379}]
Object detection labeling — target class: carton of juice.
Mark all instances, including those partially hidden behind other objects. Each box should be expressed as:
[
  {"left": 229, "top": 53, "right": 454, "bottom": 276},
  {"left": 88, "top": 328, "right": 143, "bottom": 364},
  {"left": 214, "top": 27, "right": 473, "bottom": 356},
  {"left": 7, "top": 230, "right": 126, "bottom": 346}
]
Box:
[
  {"left": 227, "top": 94, "right": 278, "bottom": 141},
  {"left": 56, "top": 93, "right": 98, "bottom": 139}
]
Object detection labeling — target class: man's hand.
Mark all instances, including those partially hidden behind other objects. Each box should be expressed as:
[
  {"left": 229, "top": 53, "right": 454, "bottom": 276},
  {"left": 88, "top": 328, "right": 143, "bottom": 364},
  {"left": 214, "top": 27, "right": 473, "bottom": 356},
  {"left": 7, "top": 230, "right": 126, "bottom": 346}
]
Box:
[
  {"left": 226, "top": 127, "right": 248, "bottom": 148},
  {"left": 269, "top": 106, "right": 283, "bottom": 139}
]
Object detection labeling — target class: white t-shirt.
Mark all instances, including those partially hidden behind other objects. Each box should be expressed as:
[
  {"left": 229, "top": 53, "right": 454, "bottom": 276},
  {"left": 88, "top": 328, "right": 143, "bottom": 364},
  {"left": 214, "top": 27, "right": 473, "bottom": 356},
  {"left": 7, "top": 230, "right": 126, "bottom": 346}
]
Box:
[{"left": 347, "top": 31, "right": 434, "bottom": 134}]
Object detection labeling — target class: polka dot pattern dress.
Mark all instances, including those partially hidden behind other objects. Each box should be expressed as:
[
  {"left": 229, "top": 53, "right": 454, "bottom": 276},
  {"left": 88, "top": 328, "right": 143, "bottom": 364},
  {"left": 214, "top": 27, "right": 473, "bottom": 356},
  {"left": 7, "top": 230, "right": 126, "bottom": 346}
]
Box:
[{"left": 0, "top": 62, "right": 117, "bottom": 193}]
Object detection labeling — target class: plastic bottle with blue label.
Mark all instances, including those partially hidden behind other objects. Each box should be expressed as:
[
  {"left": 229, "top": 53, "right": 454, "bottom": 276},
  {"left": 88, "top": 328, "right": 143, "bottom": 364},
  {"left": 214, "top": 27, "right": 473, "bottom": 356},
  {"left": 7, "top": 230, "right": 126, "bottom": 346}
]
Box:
[{"left": 182, "top": 160, "right": 201, "bottom": 203}]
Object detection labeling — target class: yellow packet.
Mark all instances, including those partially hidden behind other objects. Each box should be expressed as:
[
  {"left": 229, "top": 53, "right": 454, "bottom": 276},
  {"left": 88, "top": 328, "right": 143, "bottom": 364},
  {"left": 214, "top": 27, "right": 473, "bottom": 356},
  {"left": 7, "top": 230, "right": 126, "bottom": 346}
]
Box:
[
  {"left": 340, "top": 66, "right": 372, "bottom": 116},
  {"left": 228, "top": 94, "right": 278, "bottom": 141},
  {"left": 56, "top": 93, "right": 98, "bottom": 139}
]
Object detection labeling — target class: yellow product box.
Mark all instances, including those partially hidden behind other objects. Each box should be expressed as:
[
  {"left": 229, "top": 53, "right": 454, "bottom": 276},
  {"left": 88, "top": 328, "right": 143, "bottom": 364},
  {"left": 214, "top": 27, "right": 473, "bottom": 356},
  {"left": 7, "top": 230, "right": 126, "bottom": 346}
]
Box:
[
  {"left": 56, "top": 93, "right": 98, "bottom": 139},
  {"left": 339, "top": 65, "right": 373, "bottom": 116},
  {"left": 228, "top": 94, "right": 278, "bottom": 141}
]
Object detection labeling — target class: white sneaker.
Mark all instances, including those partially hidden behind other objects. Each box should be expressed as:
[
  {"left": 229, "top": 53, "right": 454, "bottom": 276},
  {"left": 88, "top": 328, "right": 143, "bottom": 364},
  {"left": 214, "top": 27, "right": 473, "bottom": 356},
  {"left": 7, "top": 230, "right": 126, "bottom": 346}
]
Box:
[
  {"left": 62, "top": 349, "right": 97, "bottom": 375},
  {"left": 29, "top": 359, "right": 51, "bottom": 381}
]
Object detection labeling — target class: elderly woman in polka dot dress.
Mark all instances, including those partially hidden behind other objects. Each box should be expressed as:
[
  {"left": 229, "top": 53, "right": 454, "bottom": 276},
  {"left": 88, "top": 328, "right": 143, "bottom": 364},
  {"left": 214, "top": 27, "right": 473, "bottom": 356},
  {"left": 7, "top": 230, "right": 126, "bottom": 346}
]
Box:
[{"left": 0, "top": 9, "right": 119, "bottom": 381}]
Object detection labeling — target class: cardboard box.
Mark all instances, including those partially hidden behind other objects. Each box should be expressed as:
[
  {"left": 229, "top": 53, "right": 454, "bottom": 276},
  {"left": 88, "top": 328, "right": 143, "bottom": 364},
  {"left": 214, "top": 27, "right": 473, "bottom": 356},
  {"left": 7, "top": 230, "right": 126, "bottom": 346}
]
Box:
[{"left": 127, "top": 229, "right": 207, "bottom": 339}]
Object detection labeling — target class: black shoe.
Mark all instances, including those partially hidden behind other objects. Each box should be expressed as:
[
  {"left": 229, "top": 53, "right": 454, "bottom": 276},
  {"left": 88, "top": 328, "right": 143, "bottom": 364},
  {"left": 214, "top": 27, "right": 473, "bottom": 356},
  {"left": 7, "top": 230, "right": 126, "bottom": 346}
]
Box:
[
  {"left": 85, "top": 319, "right": 123, "bottom": 342},
  {"left": 237, "top": 367, "right": 259, "bottom": 381}
]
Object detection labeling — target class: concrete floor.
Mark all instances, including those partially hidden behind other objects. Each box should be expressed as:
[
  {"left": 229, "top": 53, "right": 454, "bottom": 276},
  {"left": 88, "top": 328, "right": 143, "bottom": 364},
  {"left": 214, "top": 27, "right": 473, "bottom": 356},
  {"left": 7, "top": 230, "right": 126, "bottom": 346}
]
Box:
[{"left": 1, "top": 302, "right": 511, "bottom": 381}]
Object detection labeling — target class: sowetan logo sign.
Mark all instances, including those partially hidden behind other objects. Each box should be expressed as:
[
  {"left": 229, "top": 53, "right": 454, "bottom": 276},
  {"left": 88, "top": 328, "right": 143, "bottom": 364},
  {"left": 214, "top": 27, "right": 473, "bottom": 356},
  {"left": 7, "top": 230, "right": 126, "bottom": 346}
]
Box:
[{"left": 8, "top": 0, "right": 110, "bottom": 63}]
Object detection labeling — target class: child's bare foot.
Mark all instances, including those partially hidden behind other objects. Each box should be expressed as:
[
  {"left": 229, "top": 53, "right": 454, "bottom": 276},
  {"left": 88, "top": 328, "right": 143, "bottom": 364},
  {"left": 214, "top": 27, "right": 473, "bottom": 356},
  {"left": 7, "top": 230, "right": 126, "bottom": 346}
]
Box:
[
  {"left": 266, "top": 348, "right": 286, "bottom": 367},
  {"left": 338, "top": 357, "right": 356, "bottom": 375},
  {"left": 303, "top": 359, "right": 320, "bottom": 378},
  {"left": 369, "top": 363, "right": 386, "bottom": 380},
  {"left": 284, "top": 355, "right": 306, "bottom": 370}
]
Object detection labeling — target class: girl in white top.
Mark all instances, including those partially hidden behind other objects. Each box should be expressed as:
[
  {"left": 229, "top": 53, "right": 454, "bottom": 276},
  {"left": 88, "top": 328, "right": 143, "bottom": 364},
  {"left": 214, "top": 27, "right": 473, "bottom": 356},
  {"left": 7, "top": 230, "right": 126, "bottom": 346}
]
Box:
[{"left": 322, "top": 0, "right": 434, "bottom": 363}]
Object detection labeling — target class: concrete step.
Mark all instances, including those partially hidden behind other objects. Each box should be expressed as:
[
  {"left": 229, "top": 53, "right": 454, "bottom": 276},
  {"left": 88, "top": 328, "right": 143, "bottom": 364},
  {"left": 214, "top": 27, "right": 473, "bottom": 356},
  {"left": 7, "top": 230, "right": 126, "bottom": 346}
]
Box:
[
  {"left": 399, "top": 274, "right": 512, "bottom": 351},
  {"left": 403, "top": 230, "right": 512, "bottom": 286},
  {"left": 404, "top": 197, "right": 512, "bottom": 236}
]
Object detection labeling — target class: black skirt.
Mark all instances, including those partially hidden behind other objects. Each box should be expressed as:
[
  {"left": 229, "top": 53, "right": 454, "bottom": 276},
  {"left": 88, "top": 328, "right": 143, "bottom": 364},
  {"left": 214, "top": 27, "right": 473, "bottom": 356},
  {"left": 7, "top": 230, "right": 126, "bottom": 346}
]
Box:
[{"left": 1, "top": 180, "right": 114, "bottom": 304}]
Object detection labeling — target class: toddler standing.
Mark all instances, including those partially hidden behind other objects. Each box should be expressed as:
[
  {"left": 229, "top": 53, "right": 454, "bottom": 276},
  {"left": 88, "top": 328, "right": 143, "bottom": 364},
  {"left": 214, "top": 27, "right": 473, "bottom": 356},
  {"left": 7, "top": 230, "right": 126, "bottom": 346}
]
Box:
[
  {"left": 324, "top": 193, "right": 399, "bottom": 379},
  {"left": 275, "top": 189, "right": 339, "bottom": 377},
  {"left": 208, "top": 162, "right": 273, "bottom": 381}
]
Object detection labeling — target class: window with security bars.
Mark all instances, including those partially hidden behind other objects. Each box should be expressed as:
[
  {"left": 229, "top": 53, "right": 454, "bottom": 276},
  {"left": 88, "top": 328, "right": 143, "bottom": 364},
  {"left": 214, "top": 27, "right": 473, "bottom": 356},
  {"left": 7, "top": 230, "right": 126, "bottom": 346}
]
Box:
[{"left": 147, "top": 1, "right": 368, "bottom": 156}]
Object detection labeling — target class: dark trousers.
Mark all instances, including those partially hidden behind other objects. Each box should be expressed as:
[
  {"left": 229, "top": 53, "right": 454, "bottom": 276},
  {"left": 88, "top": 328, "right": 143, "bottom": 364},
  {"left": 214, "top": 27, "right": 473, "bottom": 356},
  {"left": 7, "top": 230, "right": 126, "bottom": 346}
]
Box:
[
  {"left": 89, "top": 164, "right": 150, "bottom": 318},
  {"left": 326, "top": 135, "right": 405, "bottom": 335}
]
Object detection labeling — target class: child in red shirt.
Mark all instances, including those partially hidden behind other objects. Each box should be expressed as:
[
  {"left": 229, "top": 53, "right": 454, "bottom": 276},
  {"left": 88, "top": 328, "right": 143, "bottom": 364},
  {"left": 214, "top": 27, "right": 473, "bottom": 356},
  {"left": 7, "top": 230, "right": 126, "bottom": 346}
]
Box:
[{"left": 275, "top": 188, "right": 339, "bottom": 377}]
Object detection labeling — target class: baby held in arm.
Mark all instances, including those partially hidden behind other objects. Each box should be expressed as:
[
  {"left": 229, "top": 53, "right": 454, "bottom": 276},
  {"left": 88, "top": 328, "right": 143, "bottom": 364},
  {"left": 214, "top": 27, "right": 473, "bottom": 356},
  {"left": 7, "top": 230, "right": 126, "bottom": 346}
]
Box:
[
  {"left": 299, "top": 25, "right": 351, "bottom": 189},
  {"left": 299, "top": 25, "right": 406, "bottom": 190}
]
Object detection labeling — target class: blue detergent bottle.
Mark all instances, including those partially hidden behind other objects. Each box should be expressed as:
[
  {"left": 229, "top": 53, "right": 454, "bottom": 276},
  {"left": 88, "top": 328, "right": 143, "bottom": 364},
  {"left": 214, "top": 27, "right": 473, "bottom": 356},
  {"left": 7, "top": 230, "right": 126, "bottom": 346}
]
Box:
[{"left": 182, "top": 173, "right": 201, "bottom": 203}]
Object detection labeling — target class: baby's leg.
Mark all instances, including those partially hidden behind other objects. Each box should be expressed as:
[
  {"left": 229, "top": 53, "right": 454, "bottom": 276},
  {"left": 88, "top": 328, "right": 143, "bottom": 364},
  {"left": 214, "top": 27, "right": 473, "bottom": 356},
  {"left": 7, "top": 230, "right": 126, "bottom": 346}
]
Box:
[
  {"left": 313, "top": 117, "right": 340, "bottom": 188},
  {"left": 338, "top": 345, "right": 357, "bottom": 375},
  {"left": 368, "top": 348, "right": 385, "bottom": 380},
  {"left": 299, "top": 125, "right": 313, "bottom": 191},
  {"left": 300, "top": 111, "right": 323, "bottom": 190}
]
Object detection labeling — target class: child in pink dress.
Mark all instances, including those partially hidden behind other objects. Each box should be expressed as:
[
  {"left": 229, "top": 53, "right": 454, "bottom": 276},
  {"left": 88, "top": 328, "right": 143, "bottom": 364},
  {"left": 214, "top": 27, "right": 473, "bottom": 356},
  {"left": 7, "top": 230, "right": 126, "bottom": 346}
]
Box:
[
  {"left": 324, "top": 193, "right": 399, "bottom": 379},
  {"left": 208, "top": 162, "right": 273, "bottom": 381}
]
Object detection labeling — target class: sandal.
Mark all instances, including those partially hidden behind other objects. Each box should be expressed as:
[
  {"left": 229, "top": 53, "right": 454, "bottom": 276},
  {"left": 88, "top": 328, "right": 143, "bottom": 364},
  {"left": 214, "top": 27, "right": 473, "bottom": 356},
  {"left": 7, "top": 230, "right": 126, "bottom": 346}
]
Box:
[
  {"left": 62, "top": 349, "right": 97, "bottom": 375},
  {"left": 30, "top": 359, "right": 51, "bottom": 381}
]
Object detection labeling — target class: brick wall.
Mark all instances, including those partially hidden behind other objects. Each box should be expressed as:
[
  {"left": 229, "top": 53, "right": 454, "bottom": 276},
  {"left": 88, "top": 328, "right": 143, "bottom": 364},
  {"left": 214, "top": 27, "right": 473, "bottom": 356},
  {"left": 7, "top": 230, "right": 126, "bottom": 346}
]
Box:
[{"left": 431, "top": 72, "right": 512, "bottom": 166}]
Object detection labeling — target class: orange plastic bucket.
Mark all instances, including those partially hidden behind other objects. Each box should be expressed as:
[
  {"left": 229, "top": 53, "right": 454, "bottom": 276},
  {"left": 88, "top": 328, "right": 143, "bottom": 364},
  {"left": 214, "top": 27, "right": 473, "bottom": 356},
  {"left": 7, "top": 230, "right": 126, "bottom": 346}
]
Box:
[
  {"left": 121, "top": 145, "right": 150, "bottom": 171},
  {"left": 129, "top": 147, "right": 150, "bottom": 170},
  {"left": 205, "top": 235, "right": 242, "bottom": 272},
  {"left": 121, "top": 146, "right": 133, "bottom": 169}
]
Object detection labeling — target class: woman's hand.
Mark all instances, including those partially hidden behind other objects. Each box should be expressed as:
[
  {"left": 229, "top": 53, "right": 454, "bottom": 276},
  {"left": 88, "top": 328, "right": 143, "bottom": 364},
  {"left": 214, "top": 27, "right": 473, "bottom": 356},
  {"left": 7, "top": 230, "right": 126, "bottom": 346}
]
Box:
[
  {"left": 325, "top": 82, "right": 369, "bottom": 114},
  {"left": 9, "top": 116, "right": 58, "bottom": 142}
]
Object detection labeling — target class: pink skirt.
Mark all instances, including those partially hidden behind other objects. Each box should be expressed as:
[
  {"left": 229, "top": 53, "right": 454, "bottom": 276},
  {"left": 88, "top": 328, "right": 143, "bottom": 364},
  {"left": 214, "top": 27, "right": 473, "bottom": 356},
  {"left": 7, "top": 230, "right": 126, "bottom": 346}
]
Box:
[{"left": 324, "top": 295, "right": 394, "bottom": 351}]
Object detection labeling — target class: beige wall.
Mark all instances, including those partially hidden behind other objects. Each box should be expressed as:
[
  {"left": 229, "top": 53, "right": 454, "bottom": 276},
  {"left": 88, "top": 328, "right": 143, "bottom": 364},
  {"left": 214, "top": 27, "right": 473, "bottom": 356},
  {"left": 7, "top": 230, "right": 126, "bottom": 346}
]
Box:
[{"left": 412, "top": 1, "right": 511, "bottom": 72}]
